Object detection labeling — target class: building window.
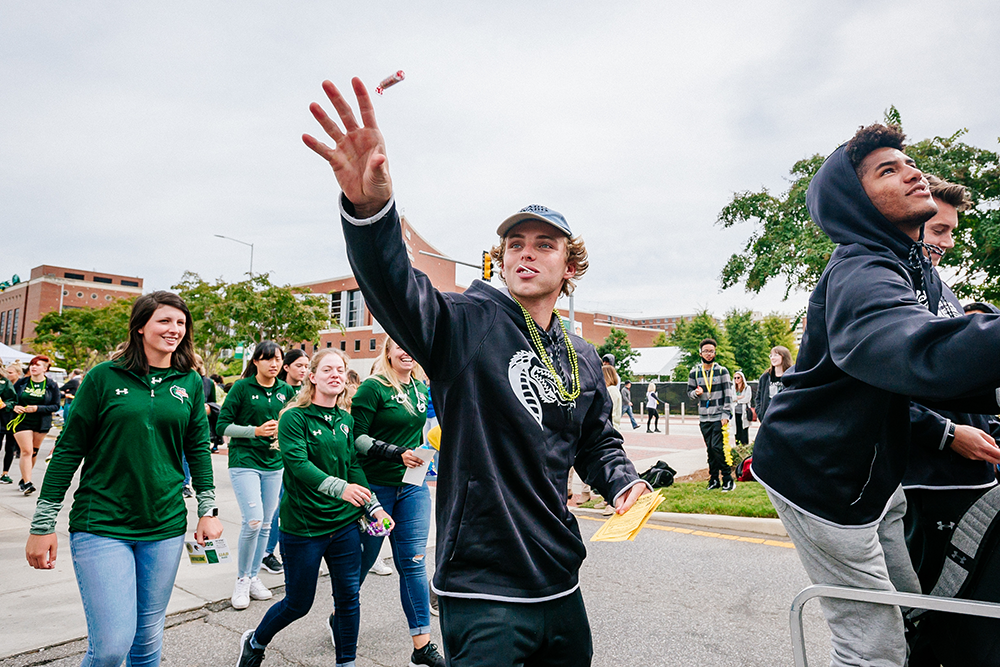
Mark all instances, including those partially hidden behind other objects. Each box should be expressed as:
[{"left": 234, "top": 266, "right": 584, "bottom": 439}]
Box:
[
  {"left": 369, "top": 338, "right": 377, "bottom": 351},
  {"left": 300, "top": 343, "right": 306, "bottom": 350},
  {"left": 326, "top": 341, "right": 332, "bottom": 348},
  {"left": 331, "top": 289, "right": 365, "bottom": 328},
  {"left": 105, "top": 295, "right": 113, "bottom": 301},
  {"left": 76, "top": 291, "right": 83, "bottom": 298},
  {"left": 62, "top": 290, "right": 68, "bottom": 296},
  {"left": 91, "top": 293, "right": 98, "bottom": 299},
  {"left": 121, "top": 279, "right": 139, "bottom": 287},
  {"left": 0, "top": 310, "right": 7, "bottom": 345},
  {"left": 65, "top": 272, "right": 85, "bottom": 280},
  {"left": 9, "top": 309, "right": 18, "bottom": 344},
  {"left": 340, "top": 341, "right": 346, "bottom": 351},
  {"left": 93, "top": 276, "right": 112, "bottom": 284},
  {"left": 354, "top": 339, "right": 361, "bottom": 352}
]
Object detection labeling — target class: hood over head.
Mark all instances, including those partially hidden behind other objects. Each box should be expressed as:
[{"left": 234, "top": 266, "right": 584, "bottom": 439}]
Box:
[
  {"left": 806, "top": 144, "right": 919, "bottom": 259},
  {"left": 807, "top": 144, "right": 942, "bottom": 313}
]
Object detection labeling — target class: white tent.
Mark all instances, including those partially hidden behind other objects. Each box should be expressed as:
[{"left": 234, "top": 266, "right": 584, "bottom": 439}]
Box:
[
  {"left": 631, "top": 346, "right": 686, "bottom": 379},
  {"left": 0, "top": 343, "right": 33, "bottom": 365}
]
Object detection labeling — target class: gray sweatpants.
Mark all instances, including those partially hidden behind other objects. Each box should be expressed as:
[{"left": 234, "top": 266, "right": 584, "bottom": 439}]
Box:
[{"left": 768, "top": 486, "right": 920, "bottom": 667}]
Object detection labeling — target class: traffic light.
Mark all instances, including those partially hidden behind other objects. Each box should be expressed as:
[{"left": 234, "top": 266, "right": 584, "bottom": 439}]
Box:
[{"left": 482, "top": 251, "right": 492, "bottom": 281}]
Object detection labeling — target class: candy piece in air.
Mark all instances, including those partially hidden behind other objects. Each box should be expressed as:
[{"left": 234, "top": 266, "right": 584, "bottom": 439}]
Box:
[{"left": 376, "top": 70, "right": 405, "bottom": 95}]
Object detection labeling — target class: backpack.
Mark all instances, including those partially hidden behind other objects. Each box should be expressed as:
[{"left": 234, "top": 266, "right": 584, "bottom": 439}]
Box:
[
  {"left": 908, "top": 485, "right": 1000, "bottom": 665},
  {"left": 639, "top": 460, "right": 677, "bottom": 489},
  {"left": 734, "top": 456, "right": 754, "bottom": 482}
]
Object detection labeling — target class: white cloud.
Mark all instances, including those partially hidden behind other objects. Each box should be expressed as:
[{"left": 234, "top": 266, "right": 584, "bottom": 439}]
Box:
[{"left": 3, "top": 0, "right": 997, "bottom": 323}]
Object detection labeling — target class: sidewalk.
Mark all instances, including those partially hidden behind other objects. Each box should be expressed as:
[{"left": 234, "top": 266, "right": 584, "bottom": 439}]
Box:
[{"left": 1, "top": 417, "right": 764, "bottom": 659}]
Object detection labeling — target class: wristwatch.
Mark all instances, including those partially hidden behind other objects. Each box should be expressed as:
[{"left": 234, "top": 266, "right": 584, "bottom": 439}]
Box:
[
  {"left": 943, "top": 422, "right": 957, "bottom": 450},
  {"left": 202, "top": 507, "right": 219, "bottom": 518}
]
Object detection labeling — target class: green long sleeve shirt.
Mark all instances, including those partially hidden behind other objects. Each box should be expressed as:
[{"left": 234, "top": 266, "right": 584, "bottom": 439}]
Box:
[
  {"left": 36, "top": 361, "right": 215, "bottom": 540},
  {"left": 351, "top": 376, "right": 428, "bottom": 487},
  {"left": 217, "top": 376, "right": 292, "bottom": 471},
  {"left": 0, "top": 375, "right": 15, "bottom": 412},
  {"left": 277, "top": 403, "right": 369, "bottom": 537}
]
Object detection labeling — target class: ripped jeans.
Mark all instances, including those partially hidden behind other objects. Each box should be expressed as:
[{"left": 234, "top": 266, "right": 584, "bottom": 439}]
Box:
[
  {"left": 359, "top": 482, "right": 432, "bottom": 635},
  {"left": 229, "top": 467, "right": 283, "bottom": 579}
]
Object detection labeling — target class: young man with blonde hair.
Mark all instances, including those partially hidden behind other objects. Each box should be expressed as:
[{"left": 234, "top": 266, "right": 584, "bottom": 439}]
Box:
[{"left": 303, "top": 77, "right": 649, "bottom": 666}]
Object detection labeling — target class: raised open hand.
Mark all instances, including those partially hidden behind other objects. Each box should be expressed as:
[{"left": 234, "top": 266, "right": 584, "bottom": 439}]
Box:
[{"left": 303, "top": 77, "right": 392, "bottom": 218}]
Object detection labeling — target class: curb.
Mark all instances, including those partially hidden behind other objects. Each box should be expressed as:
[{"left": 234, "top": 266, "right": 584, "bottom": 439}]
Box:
[{"left": 572, "top": 507, "right": 788, "bottom": 538}]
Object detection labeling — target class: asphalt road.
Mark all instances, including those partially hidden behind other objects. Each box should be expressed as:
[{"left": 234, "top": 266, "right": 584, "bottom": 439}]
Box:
[{"left": 4, "top": 517, "right": 830, "bottom": 667}]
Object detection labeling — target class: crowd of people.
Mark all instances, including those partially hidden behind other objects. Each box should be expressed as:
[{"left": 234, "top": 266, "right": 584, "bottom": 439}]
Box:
[{"left": 10, "top": 75, "right": 1000, "bottom": 667}]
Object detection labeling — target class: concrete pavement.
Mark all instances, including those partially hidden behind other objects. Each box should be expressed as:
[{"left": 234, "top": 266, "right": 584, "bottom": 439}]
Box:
[{"left": 0, "top": 416, "right": 776, "bottom": 660}]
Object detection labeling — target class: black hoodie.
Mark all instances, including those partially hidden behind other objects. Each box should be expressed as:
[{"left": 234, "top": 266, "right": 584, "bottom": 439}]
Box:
[
  {"left": 751, "top": 144, "right": 1000, "bottom": 527},
  {"left": 341, "top": 198, "right": 642, "bottom": 601}
]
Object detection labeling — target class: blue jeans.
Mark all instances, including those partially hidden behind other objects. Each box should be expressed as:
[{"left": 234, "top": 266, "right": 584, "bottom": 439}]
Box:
[
  {"left": 623, "top": 404, "right": 638, "bottom": 429},
  {"left": 229, "top": 467, "right": 283, "bottom": 578},
  {"left": 70, "top": 532, "right": 185, "bottom": 667},
  {"left": 359, "top": 483, "right": 432, "bottom": 636},
  {"left": 264, "top": 484, "right": 284, "bottom": 556},
  {"left": 254, "top": 525, "right": 362, "bottom": 666},
  {"left": 182, "top": 454, "right": 191, "bottom": 487}
]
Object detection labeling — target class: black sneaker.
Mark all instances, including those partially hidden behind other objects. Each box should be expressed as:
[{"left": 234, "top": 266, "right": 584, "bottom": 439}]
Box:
[
  {"left": 707, "top": 479, "right": 721, "bottom": 491},
  {"left": 261, "top": 553, "right": 283, "bottom": 574},
  {"left": 721, "top": 479, "right": 735, "bottom": 493},
  {"left": 23, "top": 482, "right": 36, "bottom": 496},
  {"left": 410, "top": 641, "right": 445, "bottom": 667},
  {"left": 237, "top": 629, "right": 265, "bottom": 667}
]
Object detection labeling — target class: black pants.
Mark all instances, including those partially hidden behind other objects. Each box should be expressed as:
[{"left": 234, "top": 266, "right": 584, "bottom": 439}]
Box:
[
  {"left": 646, "top": 408, "right": 658, "bottom": 431},
  {"left": 734, "top": 412, "right": 749, "bottom": 446},
  {"left": 1, "top": 421, "right": 17, "bottom": 473},
  {"left": 439, "top": 589, "right": 593, "bottom": 666},
  {"left": 700, "top": 420, "right": 731, "bottom": 482}
]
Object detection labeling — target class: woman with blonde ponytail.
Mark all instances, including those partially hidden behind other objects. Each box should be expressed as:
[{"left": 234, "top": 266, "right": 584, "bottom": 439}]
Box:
[
  {"left": 236, "top": 349, "right": 392, "bottom": 667},
  {"left": 350, "top": 337, "right": 444, "bottom": 667}
]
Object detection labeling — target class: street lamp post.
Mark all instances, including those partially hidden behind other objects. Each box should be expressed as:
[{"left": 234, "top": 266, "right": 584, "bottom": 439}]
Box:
[{"left": 214, "top": 234, "right": 254, "bottom": 277}]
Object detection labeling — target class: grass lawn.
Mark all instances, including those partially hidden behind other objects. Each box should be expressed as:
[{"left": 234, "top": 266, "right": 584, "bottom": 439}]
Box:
[{"left": 580, "top": 481, "right": 778, "bottom": 519}]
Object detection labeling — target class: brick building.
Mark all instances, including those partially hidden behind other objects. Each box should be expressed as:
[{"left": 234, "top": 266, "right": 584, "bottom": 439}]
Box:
[
  {"left": 291, "top": 216, "right": 684, "bottom": 369},
  {"left": 0, "top": 265, "right": 143, "bottom": 351}
]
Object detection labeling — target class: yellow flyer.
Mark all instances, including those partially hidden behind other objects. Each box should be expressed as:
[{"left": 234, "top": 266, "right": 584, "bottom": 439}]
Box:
[{"left": 590, "top": 490, "right": 663, "bottom": 542}]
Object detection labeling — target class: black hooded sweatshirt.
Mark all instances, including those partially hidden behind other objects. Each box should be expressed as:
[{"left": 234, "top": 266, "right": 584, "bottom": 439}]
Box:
[
  {"left": 751, "top": 144, "right": 1000, "bottom": 527},
  {"left": 341, "top": 197, "right": 643, "bottom": 601}
]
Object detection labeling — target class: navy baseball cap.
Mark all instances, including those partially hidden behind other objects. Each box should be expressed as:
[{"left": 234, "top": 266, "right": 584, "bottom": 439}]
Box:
[{"left": 496, "top": 204, "right": 572, "bottom": 238}]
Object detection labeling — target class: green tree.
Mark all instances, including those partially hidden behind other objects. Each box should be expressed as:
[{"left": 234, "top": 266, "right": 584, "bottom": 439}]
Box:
[
  {"left": 667, "top": 310, "right": 737, "bottom": 381},
  {"left": 718, "top": 111, "right": 1000, "bottom": 301},
  {"left": 651, "top": 331, "right": 669, "bottom": 347},
  {"left": 595, "top": 327, "right": 640, "bottom": 381},
  {"left": 761, "top": 313, "right": 798, "bottom": 359},
  {"left": 722, "top": 308, "right": 769, "bottom": 379},
  {"left": 173, "top": 272, "right": 334, "bottom": 374},
  {"left": 30, "top": 298, "right": 134, "bottom": 370}
]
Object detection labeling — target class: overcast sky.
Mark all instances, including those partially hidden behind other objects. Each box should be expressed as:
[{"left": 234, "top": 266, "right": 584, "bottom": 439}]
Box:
[{"left": 4, "top": 1, "right": 999, "bottom": 323}]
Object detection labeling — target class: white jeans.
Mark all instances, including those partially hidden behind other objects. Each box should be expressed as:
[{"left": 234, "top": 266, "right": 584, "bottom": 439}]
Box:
[{"left": 769, "top": 485, "right": 920, "bottom": 667}]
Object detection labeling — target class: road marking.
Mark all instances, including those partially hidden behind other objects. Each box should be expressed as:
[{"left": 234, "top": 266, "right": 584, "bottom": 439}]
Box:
[{"left": 578, "top": 515, "right": 795, "bottom": 549}]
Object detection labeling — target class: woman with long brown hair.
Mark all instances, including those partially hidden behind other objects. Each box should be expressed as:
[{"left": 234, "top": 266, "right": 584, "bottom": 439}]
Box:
[
  {"left": 756, "top": 346, "right": 792, "bottom": 422},
  {"left": 26, "top": 291, "right": 222, "bottom": 667}
]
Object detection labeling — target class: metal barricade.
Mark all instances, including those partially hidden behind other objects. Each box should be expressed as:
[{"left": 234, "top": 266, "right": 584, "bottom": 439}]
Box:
[{"left": 790, "top": 584, "right": 1000, "bottom": 667}]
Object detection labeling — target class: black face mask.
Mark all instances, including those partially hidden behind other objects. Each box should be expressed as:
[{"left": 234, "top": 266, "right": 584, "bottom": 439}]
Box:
[{"left": 701, "top": 353, "right": 714, "bottom": 364}]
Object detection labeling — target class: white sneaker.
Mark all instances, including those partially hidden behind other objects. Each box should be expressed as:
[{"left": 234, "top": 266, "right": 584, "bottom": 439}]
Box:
[
  {"left": 369, "top": 558, "right": 393, "bottom": 576},
  {"left": 249, "top": 576, "right": 273, "bottom": 600},
  {"left": 232, "top": 577, "right": 251, "bottom": 610}
]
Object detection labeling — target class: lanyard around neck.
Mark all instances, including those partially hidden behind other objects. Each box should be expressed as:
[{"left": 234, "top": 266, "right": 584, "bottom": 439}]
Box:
[{"left": 701, "top": 364, "right": 715, "bottom": 395}]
